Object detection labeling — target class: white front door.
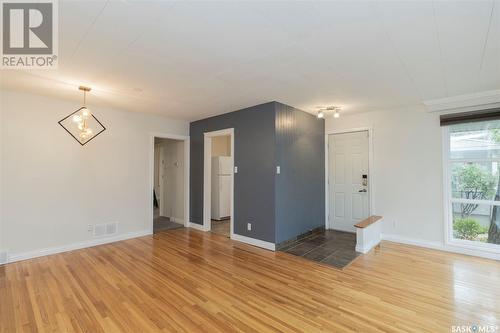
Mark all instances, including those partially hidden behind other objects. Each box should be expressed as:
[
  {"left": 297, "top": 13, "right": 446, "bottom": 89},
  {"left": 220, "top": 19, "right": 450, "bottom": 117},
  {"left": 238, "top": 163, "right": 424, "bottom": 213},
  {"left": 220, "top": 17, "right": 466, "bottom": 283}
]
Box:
[{"left": 328, "top": 131, "right": 370, "bottom": 232}]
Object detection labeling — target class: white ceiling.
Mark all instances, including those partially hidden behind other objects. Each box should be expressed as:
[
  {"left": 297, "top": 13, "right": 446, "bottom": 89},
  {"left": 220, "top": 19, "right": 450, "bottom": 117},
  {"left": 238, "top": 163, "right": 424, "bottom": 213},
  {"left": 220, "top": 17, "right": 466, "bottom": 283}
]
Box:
[{"left": 1, "top": 0, "right": 499, "bottom": 121}]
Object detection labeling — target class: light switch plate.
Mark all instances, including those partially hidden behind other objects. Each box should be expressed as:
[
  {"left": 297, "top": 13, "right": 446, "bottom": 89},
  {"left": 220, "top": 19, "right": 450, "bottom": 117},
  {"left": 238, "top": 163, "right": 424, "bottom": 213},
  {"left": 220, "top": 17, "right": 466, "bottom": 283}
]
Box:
[
  {"left": 247, "top": 223, "right": 251, "bottom": 231},
  {"left": 276, "top": 166, "right": 280, "bottom": 174},
  {"left": 234, "top": 166, "right": 238, "bottom": 173}
]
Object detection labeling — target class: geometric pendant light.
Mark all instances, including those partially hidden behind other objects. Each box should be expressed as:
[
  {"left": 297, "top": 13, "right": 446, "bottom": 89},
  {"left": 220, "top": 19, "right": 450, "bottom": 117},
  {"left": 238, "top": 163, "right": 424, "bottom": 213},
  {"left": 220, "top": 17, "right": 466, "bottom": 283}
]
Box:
[{"left": 58, "top": 86, "right": 106, "bottom": 146}]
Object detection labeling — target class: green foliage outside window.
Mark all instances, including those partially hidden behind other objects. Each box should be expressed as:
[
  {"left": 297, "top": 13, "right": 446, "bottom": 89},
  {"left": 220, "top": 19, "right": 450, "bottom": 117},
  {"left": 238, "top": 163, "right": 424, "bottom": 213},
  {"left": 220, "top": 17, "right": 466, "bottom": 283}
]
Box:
[
  {"left": 453, "top": 218, "right": 488, "bottom": 241},
  {"left": 453, "top": 163, "right": 496, "bottom": 217}
]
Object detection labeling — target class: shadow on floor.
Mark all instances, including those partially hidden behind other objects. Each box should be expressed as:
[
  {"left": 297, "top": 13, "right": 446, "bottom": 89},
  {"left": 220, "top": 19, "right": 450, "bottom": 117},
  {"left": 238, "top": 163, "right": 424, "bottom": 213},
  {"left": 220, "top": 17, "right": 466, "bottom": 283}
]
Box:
[{"left": 280, "top": 230, "right": 361, "bottom": 269}]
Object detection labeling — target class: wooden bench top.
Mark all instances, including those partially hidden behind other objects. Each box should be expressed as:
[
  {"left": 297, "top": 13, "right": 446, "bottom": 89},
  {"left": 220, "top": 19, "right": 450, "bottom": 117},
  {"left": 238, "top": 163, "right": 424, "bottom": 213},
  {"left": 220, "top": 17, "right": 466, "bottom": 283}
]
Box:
[{"left": 354, "top": 215, "right": 383, "bottom": 229}]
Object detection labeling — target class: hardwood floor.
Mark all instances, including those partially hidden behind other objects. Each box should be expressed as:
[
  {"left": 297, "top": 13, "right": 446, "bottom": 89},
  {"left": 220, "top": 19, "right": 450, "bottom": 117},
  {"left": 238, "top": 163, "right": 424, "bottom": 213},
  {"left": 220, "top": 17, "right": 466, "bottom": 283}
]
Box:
[{"left": 1, "top": 229, "right": 499, "bottom": 333}]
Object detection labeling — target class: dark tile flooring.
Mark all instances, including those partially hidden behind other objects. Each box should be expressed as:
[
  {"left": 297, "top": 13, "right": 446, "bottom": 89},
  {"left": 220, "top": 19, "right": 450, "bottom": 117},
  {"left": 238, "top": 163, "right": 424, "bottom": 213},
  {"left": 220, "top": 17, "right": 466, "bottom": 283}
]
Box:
[
  {"left": 154, "top": 216, "right": 184, "bottom": 233},
  {"left": 153, "top": 207, "right": 183, "bottom": 233},
  {"left": 280, "top": 230, "right": 361, "bottom": 269}
]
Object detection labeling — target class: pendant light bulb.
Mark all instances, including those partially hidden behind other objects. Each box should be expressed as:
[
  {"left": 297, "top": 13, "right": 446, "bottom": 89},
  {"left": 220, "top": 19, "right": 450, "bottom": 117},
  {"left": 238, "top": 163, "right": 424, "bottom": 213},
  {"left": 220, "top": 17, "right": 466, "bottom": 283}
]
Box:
[{"left": 81, "top": 107, "right": 92, "bottom": 119}]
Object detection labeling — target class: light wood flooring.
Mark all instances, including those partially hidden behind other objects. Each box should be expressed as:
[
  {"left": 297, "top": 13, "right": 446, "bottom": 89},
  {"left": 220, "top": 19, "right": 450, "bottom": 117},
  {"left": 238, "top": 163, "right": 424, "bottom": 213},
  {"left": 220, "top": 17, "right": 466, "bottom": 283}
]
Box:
[{"left": 1, "top": 228, "right": 499, "bottom": 332}]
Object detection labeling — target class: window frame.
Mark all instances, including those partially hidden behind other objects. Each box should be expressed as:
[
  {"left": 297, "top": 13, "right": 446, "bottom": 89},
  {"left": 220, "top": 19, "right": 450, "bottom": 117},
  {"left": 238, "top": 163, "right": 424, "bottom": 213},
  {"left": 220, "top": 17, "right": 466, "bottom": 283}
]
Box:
[{"left": 443, "top": 126, "right": 500, "bottom": 254}]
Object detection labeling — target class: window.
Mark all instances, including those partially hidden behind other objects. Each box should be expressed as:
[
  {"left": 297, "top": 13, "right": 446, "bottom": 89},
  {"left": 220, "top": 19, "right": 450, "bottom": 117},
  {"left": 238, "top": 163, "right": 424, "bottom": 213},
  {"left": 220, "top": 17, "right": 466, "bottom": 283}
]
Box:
[{"left": 444, "top": 119, "right": 500, "bottom": 252}]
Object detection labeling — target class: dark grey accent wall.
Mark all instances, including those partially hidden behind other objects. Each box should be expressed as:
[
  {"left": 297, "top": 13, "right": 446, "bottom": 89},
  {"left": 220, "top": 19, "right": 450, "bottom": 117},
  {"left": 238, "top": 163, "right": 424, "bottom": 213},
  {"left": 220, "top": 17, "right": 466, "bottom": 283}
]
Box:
[
  {"left": 189, "top": 102, "right": 276, "bottom": 242},
  {"left": 274, "top": 102, "right": 325, "bottom": 244}
]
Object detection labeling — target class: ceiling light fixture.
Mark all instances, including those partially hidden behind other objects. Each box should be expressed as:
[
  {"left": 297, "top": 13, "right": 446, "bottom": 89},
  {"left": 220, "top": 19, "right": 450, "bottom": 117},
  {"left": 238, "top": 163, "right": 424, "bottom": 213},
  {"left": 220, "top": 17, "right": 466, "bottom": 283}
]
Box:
[
  {"left": 333, "top": 108, "right": 341, "bottom": 118},
  {"left": 316, "top": 106, "right": 341, "bottom": 119},
  {"left": 58, "top": 86, "right": 106, "bottom": 146}
]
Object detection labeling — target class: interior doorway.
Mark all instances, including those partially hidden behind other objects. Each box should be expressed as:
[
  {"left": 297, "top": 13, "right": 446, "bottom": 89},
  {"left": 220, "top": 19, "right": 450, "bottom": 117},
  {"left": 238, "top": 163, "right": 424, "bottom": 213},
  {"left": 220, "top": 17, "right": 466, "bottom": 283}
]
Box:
[
  {"left": 152, "top": 135, "right": 189, "bottom": 234},
  {"left": 328, "top": 130, "right": 371, "bottom": 232},
  {"left": 203, "top": 129, "right": 234, "bottom": 238}
]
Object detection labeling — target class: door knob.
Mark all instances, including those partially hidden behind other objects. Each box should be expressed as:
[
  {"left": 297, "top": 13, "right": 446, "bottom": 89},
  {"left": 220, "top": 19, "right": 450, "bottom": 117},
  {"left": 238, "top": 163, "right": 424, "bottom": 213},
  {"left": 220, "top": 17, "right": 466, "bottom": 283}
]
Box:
[{"left": 358, "top": 189, "right": 367, "bottom": 193}]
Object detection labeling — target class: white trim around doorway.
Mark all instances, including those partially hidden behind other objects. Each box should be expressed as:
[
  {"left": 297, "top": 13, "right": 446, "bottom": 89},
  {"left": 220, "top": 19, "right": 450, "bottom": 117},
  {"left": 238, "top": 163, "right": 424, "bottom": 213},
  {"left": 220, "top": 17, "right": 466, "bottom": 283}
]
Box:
[
  {"left": 203, "top": 128, "right": 235, "bottom": 237},
  {"left": 325, "top": 127, "right": 375, "bottom": 230},
  {"left": 149, "top": 132, "right": 190, "bottom": 234}
]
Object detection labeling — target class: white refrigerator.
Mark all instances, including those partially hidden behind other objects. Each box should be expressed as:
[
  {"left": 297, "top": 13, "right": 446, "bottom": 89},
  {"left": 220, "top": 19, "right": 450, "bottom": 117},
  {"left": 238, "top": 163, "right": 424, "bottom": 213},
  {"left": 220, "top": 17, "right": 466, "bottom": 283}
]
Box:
[{"left": 211, "top": 156, "right": 231, "bottom": 220}]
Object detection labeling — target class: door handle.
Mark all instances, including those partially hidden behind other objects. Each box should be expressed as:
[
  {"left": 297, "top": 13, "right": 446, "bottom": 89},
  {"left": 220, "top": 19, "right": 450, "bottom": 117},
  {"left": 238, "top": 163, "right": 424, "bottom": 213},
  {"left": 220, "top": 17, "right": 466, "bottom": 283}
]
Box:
[{"left": 358, "top": 189, "right": 367, "bottom": 193}]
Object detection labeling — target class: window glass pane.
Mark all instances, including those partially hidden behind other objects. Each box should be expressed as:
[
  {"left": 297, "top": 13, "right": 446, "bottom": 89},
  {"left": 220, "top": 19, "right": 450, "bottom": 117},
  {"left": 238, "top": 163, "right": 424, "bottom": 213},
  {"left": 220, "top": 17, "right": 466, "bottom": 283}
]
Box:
[
  {"left": 450, "top": 120, "right": 500, "bottom": 159},
  {"left": 452, "top": 203, "right": 500, "bottom": 245},
  {"left": 451, "top": 162, "right": 499, "bottom": 201}
]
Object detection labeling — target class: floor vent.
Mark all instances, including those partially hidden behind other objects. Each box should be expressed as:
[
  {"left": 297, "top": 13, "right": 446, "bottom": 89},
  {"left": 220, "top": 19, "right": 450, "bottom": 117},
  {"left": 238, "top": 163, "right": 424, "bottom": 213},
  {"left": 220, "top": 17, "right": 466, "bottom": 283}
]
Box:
[{"left": 94, "top": 222, "right": 118, "bottom": 237}]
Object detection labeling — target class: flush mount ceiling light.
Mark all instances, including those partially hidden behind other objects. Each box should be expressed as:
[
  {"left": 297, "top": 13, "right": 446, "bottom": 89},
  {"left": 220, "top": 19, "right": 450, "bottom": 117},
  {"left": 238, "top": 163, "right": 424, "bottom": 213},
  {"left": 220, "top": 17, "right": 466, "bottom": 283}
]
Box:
[
  {"left": 58, "top": 86, "right": 106, "bottom": 146},
  {"left": 316, "top": 106, "right": 341, "bottom": 119}
]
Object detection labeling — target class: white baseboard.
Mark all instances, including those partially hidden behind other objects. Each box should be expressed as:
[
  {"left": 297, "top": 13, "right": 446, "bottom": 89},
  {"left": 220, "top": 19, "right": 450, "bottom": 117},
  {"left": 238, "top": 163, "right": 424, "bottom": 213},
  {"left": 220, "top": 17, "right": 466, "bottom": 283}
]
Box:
[
  {"left": 355, "top": 245, "right": 366, "bottom": 253},
  {"left": 355, "top": 240, "right": 380, "bottom": 254},
  {"left": 188, "top": 222, "right": 208, "bottom": 231},
  {"left": 170, "top": 217, "right": 185, "bottom": 225},
  {"left": 7, "top": 229, "right": 151, "bottom": 264},
  {"left": 186, "top": 223, "right": 275, "bottom": 251},
  {"left": 382, "top": 234, "right": 500, "bottom": 261},
  {"left": 0, "top": 251, "right": 8, "bottom": 265},
  {"left": 231, "top": 233, "right": 275, "bottom": 251}
]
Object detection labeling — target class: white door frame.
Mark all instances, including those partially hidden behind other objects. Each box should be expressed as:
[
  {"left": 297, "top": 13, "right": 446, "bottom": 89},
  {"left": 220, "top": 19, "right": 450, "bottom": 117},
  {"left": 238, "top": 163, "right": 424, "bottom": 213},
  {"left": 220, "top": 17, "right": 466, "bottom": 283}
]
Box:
[
  {"left": 155, "top": 142, "right": 170, "bottom": 217},
  {"left": 325, "top": 127, "right": 374, "bottom": 230},
  {"left": 203, "top": 128, "right": 234, "bottom": 237},
  {"left": 149, "top": 132, "right": 190, "bottom": 234}
]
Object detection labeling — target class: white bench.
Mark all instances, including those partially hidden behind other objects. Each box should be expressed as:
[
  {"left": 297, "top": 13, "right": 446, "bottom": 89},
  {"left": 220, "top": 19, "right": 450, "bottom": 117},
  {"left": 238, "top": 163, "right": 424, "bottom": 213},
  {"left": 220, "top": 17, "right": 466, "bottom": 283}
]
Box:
[{"left": 354, "top": 216, "right": 383, "bottom": 254}]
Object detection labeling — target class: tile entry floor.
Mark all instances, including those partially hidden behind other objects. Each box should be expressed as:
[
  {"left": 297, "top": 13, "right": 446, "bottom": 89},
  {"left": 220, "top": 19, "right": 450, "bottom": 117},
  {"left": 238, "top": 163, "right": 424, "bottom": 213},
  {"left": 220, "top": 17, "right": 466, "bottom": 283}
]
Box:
[
  {"left": 153, "top": 208, "right": 183, "bottom": 233},
  {"left": 280, "top": 230, "right": 361, "bottom": 269},
  {"left": 154, "top": 216, "right": 184, "bottom": 233}
]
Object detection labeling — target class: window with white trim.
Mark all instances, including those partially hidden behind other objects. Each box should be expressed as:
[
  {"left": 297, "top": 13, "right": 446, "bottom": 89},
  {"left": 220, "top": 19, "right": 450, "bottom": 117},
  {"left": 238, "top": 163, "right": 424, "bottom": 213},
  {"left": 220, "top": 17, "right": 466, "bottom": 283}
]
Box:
[{"left": 445, "top": 119, "right": 500, "bottom": 251}]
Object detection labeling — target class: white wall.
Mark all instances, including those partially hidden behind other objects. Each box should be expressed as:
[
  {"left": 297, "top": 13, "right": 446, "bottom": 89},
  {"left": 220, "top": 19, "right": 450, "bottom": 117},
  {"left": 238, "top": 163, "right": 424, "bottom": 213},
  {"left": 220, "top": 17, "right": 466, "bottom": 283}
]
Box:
[
  {"left": 326, "top": 105, "right": 444, "bottom": 244},
  {"left": 0, "top": 90, "right": 188, "bottom": 257},
  {"left": 154, "top": 143, "right": 161, "bottom": 200}
]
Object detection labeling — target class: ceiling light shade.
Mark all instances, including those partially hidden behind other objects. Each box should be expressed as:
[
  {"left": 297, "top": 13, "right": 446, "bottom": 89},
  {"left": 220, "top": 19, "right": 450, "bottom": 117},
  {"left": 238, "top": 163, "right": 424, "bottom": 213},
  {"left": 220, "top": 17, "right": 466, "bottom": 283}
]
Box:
[
  {"left": 334, "top": 110, "right": 340, "bottom": 118},
  {"left": 317, "top": 110, "right": 325, "bottom": 119},
  {"left": 58, "top": 86, "right": 106, "bottom": 146}
]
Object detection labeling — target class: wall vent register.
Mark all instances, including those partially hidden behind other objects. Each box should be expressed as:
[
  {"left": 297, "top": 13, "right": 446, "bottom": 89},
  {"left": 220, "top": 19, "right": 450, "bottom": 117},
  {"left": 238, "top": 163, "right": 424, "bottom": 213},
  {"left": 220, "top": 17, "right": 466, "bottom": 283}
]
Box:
[{"left": 93, "top": 222, "right": 118, "bottom": 237}]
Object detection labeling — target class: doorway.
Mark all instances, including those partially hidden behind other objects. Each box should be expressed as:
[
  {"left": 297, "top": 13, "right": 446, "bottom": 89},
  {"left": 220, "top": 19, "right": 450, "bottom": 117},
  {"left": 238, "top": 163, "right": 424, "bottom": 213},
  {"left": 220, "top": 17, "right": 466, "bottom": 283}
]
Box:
[
  {"left": 328, "top": 130, "right": 371, "bottom": 232},
  {"left": 203, "top": 129, "right": 234, "bottom": 238},
  {"left": 151, "top": 134, "right": 189, "bottom": 234}
]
